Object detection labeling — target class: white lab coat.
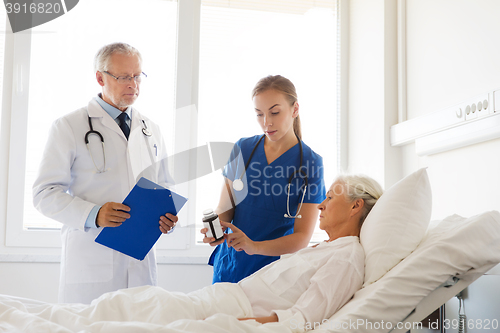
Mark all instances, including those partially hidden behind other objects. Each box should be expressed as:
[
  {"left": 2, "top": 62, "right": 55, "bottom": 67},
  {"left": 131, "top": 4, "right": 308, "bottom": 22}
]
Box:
[{"left": 33, "top": 98, "right": 171, "bottom": 304}]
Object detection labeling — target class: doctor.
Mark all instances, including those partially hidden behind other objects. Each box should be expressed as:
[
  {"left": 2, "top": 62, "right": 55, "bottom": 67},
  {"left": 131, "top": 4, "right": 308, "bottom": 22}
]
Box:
[{"left": 33, "top": 43, "right": 178, "bottom": 304}]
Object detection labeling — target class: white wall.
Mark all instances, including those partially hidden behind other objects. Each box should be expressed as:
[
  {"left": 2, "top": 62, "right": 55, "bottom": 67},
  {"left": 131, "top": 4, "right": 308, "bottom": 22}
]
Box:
[
  {"left": 347, "top": 0, "right": 385, "bottom": 179},
  {"left": 404, "top": 2, "right": 500, "bottom": 330},
  {"left": 347, "top": 0, "right": 402, "bottom": 188},
  {"left": 349, "top": 0, "right": 500, "bottom": 332},
  {"left": 0, "top": 262, "right": 213, "bottom": 303},
  {"left": 405, "top": 0, "right": 500, "bottom": 220}
]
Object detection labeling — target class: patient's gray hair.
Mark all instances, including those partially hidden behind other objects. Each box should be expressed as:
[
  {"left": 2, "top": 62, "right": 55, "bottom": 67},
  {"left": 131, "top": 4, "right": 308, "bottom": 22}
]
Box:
[
  {"left": 94, "top": 42, "right": 142, "bottom": 73},
  {"left": 335, "top": 174, "right": 384, "bottom": 226}
]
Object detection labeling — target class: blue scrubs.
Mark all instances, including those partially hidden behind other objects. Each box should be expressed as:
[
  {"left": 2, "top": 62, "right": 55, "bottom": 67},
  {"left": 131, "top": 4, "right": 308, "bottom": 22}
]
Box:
[{"left": 208, "top": 135, "right": 325, "bottom": 283}]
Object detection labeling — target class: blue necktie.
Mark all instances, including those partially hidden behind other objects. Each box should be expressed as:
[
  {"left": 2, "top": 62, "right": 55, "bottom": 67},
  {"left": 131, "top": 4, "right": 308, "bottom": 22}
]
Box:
[{"left": 117, "top": 112, "right": 130, "bottom": 140}]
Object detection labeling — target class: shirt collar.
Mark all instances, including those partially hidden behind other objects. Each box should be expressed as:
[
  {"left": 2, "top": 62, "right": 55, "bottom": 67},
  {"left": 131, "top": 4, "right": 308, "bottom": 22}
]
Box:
[{"left": 95, "top": 93, "right": 132, "bottom": 120}]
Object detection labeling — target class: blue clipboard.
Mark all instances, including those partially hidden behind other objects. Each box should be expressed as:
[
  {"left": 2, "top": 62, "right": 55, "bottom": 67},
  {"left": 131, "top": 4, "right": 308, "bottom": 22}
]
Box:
[{"left": 95, "top": 177, "right": 188, "bottom": 260}]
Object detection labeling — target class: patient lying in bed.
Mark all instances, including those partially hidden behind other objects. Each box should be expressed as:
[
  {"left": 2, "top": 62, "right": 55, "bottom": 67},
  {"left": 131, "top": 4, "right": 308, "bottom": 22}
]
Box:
[
  {"left": 239, "top": 174, "right": 382, "bottom": 325},
  {"left": 0, "top": 175, "right": 383, "bottom": 332}
]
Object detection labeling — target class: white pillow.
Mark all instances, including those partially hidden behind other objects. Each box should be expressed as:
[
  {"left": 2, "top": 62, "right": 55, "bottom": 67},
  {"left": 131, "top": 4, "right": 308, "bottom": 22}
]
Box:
[
  {"left": 326, "top": 211, "right": 500, "bottom": 333},
  {"left": 360, "top": 168, "right": 432, "bottom": 286}
]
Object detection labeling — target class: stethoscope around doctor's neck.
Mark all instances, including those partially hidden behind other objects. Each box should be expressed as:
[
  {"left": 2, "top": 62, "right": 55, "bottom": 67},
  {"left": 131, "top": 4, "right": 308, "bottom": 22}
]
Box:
[
  {"left": 85, "top": 115, "right": 153, "bottom": 173},
  {"left": 232, "top": 134, "right": 308, "bottom": 219}
]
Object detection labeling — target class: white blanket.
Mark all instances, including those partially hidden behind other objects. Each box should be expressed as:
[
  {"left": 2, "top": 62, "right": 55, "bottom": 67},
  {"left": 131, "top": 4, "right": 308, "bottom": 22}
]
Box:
[
  {"left": 0, "top": 237, "right": 363, "bottom": 333},
  {"left": 0, "top": 284, "right": 298, "bottom": 333}
]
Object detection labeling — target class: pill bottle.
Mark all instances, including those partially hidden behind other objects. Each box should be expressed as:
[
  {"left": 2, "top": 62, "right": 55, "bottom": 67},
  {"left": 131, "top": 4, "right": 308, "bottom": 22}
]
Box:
[{"left": 202, "top": 209, "right": 224, "bottom": 241}]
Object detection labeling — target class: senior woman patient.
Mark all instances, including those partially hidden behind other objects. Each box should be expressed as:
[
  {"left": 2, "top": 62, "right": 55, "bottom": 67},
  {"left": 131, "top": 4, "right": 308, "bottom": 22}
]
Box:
[
  {"left": 0, "top": 175, "right": 383, "bottom": 332},
  {"left": 238, "top": 174, "right": 382, "bottom": 325}
]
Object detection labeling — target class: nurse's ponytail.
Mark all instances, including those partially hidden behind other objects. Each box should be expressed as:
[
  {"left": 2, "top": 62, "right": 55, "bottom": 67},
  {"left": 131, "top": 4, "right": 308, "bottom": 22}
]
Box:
[
  {"left": 293, "top": 115, "right": 302, "bottom": 141},
  {"left": 252, "top": 75, "right": 302, "bottom": 140}
]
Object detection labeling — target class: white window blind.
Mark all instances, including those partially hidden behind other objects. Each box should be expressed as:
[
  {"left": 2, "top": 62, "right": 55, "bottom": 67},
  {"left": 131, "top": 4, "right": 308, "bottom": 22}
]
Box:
[
  {"left": 203, "top": 0, "right": 335, "bottom": 13},
  {"left": 21, "top": 0, "right": 178, "bottom": 230}
]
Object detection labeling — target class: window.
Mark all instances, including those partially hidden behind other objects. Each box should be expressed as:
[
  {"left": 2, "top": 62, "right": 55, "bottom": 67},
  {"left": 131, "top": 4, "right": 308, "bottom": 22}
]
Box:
[
  {"left": 195, "top": 0, "right": 338, "bottom": 243},
  {"left": 23, "top": 0, "right": 177, "bottom": 230},
  {"left": 6, "top": 0, "right": 178, "bottom": 247},
  {"left": 3, "top": 0, "right": 340, "bottom": 251}
]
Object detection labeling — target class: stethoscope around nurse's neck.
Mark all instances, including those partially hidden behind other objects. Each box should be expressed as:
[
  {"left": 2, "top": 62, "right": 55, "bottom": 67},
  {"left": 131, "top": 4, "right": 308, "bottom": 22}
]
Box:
[
  {"left": 85, "top": 115, "right": 153, "bottom": 173},
  {"left": 232, "top": 134, "right": 308, "bottom": 219}
]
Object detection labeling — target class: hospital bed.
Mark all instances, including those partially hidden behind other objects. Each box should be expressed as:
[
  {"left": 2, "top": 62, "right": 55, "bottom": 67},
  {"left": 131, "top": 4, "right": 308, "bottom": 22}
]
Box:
[
  {"left": 1, "top": 168, "right": 500, "bottom": 333},
  {"left": 318, "top": 211, "right": 500, "bottom": 333},
  {"left": 311, "top": 167, "right": 500, "bottom": 333},
  {"left": 313, "top": 167, "right": 500, "bottom": 333}
]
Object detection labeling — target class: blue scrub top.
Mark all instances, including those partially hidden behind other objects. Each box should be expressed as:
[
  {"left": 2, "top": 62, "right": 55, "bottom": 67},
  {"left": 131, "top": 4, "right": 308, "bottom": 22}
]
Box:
[{"left": 209, "top": 135, "right": 325, "bottom": 283}]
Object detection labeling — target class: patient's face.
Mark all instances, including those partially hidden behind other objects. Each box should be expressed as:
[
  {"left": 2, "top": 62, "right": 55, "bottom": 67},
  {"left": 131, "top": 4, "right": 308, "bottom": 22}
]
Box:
[{"left": 318, "top": 181, "right": 354, "bottom": 233}]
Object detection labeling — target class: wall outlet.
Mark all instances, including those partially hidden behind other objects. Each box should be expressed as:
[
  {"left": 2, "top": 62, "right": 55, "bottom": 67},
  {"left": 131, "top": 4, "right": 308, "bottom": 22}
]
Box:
[{"left": 465, "top": 94, "right": 489, "bottom": 120}]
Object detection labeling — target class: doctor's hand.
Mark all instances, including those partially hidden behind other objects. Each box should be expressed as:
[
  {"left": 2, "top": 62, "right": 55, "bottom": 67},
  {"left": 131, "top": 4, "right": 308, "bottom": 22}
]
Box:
[
  {"left": 96, "top": 202, "right": 130, "bottom": 228},
  {"left": 222, "top": 221, "right": 258, "bottom": 255},
  {"left": 159, "top": 213, "right": 178, "bottom": 234},
  {"left": 200, "top": 223, "right": 228, "bottom": 246}
]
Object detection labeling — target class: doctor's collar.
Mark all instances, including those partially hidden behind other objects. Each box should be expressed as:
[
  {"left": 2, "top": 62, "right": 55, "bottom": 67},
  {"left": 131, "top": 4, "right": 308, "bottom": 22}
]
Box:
[{"left": 95, "top": 93, "right": 132, "bottom": 120}]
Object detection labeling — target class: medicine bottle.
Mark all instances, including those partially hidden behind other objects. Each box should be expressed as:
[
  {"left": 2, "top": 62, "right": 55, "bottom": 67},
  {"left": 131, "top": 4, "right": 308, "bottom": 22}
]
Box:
[{"left": 202, "top": 209, "right": 224, "bottom": 241}]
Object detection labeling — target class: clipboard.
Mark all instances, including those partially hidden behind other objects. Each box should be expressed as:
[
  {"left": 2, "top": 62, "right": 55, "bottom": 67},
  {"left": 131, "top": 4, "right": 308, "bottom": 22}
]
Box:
[{"left": 95, "top": 177, "right": 188, "bottom": 260}]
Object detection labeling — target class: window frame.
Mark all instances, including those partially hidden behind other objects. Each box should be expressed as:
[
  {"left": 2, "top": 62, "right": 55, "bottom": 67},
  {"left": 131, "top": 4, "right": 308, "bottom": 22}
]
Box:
[
  {"left": 1, "top": 0, "right": 346, "bottom": 259},
  {"left": 2, "top": 0, "right": 206, "bottom": 255}
]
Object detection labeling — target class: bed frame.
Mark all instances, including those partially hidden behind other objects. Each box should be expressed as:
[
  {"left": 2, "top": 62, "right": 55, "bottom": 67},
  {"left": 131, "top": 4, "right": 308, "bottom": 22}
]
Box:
[{"left": 391, "top": 264, "right": 496, "bottom": 333}]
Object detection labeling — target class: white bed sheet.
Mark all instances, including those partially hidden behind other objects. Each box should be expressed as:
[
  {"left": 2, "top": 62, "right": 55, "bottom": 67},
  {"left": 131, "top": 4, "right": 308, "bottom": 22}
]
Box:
[
  {"left": 1, "top": 211, "right": 499, "bottom": 333},
  {"left": 0, "top": 283, "right": 296, "bottom": 333}
]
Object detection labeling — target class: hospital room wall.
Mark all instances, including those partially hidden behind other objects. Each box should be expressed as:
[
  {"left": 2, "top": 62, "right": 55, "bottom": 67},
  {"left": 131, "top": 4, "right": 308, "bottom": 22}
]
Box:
[
  {"left": 403, "top": 1, "right": 500, "bottom": 332},
  {"left": 345, "top": 0, "right": 402, "bottom": 190},
  {"left": 347, "top": 0, "right": 500, "bottom": 218},
  {"left": 348, "top": 0, "right": 500, "bottom": 332},
  {"left": 403, "top": 0, "right": 500, "bottom": 221},
  {"left": 0, "top": 261, "right": 213, "bottom": 302}
]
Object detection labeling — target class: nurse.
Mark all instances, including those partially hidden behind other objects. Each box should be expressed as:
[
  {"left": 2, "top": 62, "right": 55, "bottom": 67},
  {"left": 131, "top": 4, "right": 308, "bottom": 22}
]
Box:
[
  {"left": 203, "top": 75, "right": 326, "bottom": 283},
  {"left": 33, "top": 42, "right": 178, "bottom": 304}
]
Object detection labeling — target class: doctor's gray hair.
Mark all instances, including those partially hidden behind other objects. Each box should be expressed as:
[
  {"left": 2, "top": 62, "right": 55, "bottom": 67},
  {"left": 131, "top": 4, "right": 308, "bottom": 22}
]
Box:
[
  {"left": 334, "top": 174, "right": 384, "bottom": 226},
  {"left": 94, "top": 42, "right": 142, "bottom": 73}
]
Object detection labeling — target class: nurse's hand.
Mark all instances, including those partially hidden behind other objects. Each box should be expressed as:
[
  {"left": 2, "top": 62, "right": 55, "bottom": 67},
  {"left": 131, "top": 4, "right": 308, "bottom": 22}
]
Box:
[
  {"left": 222, "top": 222, "right": 258, "bottom": 255},
  {"left": 200, "top": 224, "right": 227, "bottom": 246},
  {"left": 159, "top": 213, "right": 178, "bottom": 234},
  {"left": 96, "top": 202, "right": 130, "bottom": 228},
  {"left": 239, "top": 314, "right": 278, "bottom": 324}
]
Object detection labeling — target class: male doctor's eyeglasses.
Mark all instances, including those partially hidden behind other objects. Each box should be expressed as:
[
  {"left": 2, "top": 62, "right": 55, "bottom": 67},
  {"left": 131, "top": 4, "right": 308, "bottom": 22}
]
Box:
[{"left": 103, "top": 71, "right": 147, "bottom": 84}]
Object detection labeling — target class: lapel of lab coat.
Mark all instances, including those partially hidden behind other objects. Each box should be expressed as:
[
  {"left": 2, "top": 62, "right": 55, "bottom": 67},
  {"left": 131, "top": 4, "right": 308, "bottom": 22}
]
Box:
[
  {"left": 87, "top": 98, "right": 127, "bottom": 140},
  {"left": 127, "top": 107, "right": 152, "bottom": 186},
  {"left": 87, "top": 98, "right": 137, "bottom": 189},
  {"left": 87, "top": 98, "right": 157, "bottom": 187},
  {"left": 130, "top": 106, "right": 143, "bottom": 135}
]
